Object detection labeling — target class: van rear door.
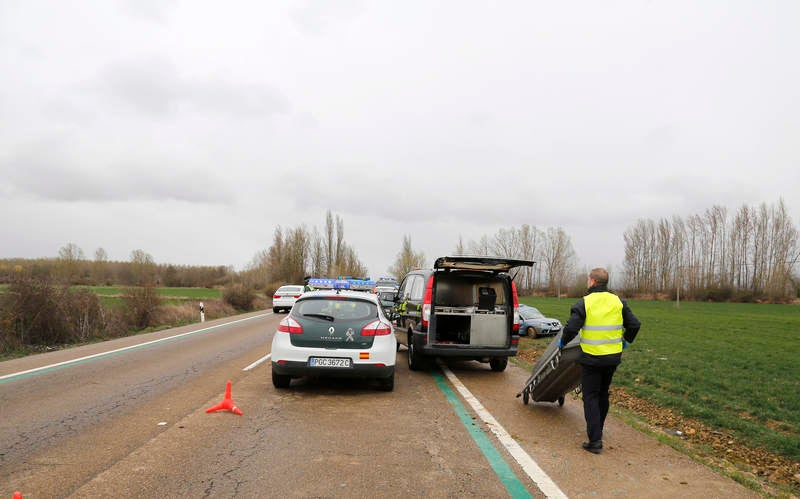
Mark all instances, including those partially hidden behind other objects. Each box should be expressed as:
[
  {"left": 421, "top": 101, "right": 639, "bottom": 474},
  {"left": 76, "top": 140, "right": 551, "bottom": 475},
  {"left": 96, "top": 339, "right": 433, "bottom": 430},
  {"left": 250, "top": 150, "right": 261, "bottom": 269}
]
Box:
[{"left": 433, "top": 256, "right": 534, "bottom": 272}]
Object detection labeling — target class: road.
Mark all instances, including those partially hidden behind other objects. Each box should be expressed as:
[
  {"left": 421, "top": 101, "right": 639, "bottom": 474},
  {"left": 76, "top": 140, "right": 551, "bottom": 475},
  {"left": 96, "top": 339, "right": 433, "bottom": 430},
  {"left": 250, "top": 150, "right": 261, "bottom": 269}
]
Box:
[{"left": 1, "top": 312, "right": 756, "bottom": 498}]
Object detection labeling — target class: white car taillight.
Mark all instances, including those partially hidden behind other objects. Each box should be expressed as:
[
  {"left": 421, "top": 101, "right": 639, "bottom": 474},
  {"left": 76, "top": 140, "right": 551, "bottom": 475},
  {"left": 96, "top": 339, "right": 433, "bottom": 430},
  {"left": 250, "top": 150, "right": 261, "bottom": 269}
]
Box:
[
  {"left": 361, "top": 320, "right": 392, "bottom": 336},
  {"left": 277, "top": 316, "right": 303, "bottom": 334}
]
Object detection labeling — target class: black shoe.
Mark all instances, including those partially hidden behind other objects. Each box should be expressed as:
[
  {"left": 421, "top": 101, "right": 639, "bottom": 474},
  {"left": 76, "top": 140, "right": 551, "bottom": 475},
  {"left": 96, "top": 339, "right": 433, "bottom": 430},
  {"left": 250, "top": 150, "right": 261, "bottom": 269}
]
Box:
[{"left": 582, "top": 441, "right": 603, "bottom": 454}]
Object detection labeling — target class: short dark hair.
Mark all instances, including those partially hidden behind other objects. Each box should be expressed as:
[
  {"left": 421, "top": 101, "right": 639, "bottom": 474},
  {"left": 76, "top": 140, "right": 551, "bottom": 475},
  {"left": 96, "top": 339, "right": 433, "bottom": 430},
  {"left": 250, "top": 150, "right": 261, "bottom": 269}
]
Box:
[{"left": 589, "top": 268, "right": 609, "bottom": 286}]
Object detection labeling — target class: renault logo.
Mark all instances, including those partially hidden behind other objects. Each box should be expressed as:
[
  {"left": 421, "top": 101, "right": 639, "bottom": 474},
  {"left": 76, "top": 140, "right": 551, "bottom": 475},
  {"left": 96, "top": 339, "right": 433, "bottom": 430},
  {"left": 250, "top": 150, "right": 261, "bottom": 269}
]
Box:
[{"left": 328, "top": 326, "right": 335, "bottom": 335}]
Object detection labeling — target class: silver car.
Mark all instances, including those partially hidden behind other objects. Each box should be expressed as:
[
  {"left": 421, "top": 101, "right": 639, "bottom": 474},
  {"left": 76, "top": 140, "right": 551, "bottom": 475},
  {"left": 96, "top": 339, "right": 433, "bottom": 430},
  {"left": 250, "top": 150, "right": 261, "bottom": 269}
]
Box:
[{"left": 518, "top": 305, "right": 562, "bottom": 337}]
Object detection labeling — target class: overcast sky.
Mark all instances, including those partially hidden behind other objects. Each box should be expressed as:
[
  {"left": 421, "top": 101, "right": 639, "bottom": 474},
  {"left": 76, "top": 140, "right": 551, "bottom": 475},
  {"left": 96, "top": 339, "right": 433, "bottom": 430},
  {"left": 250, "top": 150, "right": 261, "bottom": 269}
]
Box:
[{"left": 2, "top": 1, "right": 798, "bottom": 279}]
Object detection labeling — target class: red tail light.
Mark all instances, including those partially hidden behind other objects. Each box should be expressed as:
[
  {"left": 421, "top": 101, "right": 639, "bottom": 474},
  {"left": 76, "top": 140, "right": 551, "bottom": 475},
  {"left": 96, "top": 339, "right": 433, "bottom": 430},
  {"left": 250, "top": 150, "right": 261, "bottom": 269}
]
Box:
[
  {"left": 361, "top": 320, "right": 392, "bottom": 336},
  {"left": 421, "top": 276, "right": 434, "bottom": 328},
  {"left": 277, "top": 316, "right": 303, "bottom": 334},
  {"left": 512, "top": 281, "right": 520, "bottom": 332},
  {"left": 293, "top": 295, "right": 301, "bottom": 299},
  {"left": 273, "top": 294, "right": 280, "bottom": 299}
]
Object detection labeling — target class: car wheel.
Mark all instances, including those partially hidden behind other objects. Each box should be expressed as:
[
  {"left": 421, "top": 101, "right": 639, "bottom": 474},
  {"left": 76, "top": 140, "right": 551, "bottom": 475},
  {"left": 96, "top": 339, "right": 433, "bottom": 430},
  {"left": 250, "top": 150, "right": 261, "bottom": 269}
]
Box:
[
  {"left": 489, "top": 357, "right": 508, "bottom": 372},
  {"left": 272, "top": 370, "right": 291, "bottom": 388},
  {"left": 407, "top": 333, "right": 424, "bottom": 371},
  {"left": 557, "top": 395, "right": 565, "bottom": 407},
  {"left": 526, "top": 326, "right": 536, "bottom": 337},
  {"left": 272, "top": 307, "right": 279, "bottom": 313},
  {"left": 523, "top": 390, "right": 530, "bottom": 405},
  {"left": 378, "top": 372, "right": 394, "bottom": 392}
]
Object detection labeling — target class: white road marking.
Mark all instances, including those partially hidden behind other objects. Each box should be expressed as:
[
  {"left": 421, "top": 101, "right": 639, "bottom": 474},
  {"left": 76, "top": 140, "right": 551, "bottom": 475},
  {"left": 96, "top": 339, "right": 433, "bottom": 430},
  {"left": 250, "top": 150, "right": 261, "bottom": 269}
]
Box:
[
  {"left": 0, "top": 313, "right": 272, "bottom": 382},
  {"left": 243, "top": 354, "right": 270, "bottom": 371},
  {"left": 439, "top": 362, "right": 568, "bottom": 499}
]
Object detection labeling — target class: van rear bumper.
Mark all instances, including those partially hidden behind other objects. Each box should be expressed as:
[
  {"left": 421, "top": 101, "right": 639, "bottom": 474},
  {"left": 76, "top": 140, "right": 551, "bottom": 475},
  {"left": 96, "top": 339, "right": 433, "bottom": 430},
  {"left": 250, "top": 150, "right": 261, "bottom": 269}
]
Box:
[{"left": 412, "top": 330, "right": 518, "bottom": 358}]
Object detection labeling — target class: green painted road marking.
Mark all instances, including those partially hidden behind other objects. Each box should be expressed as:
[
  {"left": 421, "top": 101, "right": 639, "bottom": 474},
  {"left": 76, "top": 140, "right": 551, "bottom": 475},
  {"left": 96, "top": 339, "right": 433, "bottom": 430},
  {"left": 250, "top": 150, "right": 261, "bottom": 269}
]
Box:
[{"left": 432, "top": 371, "right": 532, "bottom": 498}]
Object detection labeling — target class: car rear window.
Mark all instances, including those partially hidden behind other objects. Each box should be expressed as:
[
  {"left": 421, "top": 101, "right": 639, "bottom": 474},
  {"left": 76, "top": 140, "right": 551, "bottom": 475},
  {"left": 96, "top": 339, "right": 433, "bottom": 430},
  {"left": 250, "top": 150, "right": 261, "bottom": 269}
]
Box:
[
  {"left": 295, "top": 297, "right": 377, "bottom": 321},
  {"left": 277, "top": 286, "right": 303, "bottom": 294}
]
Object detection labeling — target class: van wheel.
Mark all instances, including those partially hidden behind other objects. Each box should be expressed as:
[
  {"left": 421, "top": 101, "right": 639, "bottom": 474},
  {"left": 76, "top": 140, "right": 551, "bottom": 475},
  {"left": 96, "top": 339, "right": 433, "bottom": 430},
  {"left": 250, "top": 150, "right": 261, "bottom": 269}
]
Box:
[
  {"left": 408, "top": 335, "right": 424, "bottom": 371},
  {"left": 489, "top": 358, "right": 508, "bottom": 372}
]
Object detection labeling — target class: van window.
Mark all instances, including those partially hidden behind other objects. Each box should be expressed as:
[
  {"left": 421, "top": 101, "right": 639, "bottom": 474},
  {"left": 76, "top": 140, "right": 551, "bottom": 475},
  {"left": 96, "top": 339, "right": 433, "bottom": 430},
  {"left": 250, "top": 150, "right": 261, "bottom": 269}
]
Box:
[{"left": 409, "top": 275, "right": 425, "bottom": 301}]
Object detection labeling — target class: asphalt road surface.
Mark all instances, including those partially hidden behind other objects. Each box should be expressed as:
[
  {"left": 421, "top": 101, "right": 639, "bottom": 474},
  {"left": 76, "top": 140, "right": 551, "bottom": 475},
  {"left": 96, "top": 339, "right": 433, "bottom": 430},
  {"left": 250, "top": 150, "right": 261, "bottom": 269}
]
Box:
[{"left": 1, "top": 312, "right": 757, "bottom": 498}]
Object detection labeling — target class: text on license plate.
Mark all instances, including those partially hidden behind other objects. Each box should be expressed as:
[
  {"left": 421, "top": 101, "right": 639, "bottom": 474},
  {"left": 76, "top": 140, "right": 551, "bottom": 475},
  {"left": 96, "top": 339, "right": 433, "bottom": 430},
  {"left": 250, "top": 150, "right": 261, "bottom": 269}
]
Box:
[{"left": 309, "top": 357, "right": 351, "bottom": 368}]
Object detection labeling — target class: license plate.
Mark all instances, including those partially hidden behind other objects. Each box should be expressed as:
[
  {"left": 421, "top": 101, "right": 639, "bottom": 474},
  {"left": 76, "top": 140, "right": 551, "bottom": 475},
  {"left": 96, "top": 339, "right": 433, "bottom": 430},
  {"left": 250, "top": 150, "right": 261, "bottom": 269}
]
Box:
[{"left": 309, "top": 357, "right": 351, "bottom": 368}]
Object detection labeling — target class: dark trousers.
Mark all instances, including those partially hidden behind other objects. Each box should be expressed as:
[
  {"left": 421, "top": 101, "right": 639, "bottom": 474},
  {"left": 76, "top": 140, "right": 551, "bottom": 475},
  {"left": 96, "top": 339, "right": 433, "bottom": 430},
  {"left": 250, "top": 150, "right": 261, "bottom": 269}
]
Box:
[{"left": 581, "top": 363, "right": 617, "bottom": 442}]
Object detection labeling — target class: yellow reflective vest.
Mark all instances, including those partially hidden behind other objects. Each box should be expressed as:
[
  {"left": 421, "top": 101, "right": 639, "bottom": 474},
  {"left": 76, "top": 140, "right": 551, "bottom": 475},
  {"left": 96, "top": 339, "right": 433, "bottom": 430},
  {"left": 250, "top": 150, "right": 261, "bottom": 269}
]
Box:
[{"left": 580, "top": 292, "right": 624, "bottom": 356}]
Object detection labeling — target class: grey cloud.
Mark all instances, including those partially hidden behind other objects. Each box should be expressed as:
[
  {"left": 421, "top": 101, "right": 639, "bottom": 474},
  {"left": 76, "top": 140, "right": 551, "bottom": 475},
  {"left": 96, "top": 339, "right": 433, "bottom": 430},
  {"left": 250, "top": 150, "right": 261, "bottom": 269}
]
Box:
[
  {"left": 119, "top": 0, "right": 178, "bottom": 23},
  {"left": 96, "top": 56, "right": 290, "bottom": 118},
  {"left": 290, "top": 0, "right": 366, "bottom": 35},
  {"left": 282, "top": 164, "right": 527, "bottom": 226},
  {"left": 3, "top": 141, "right": 233, "bottom": 204}
]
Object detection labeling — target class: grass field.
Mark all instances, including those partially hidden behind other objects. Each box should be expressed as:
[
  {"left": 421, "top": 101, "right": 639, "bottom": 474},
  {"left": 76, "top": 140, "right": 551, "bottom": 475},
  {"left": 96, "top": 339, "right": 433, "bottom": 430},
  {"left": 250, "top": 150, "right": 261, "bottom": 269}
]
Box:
[
  {"left": 79, "top": 286, "right": 222, "bottom": 299},
  {"left": 74, "top": 286, "right": 222, "bottom": 306},
  {"left": 519, "top": 296, "right": 800, "bottom": 461}
]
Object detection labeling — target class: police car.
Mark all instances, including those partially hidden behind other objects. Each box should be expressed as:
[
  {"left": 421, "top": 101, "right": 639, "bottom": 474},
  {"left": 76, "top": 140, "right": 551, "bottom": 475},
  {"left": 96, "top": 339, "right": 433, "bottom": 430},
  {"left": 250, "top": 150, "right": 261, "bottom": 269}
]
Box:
[{"left": 270, "top": 279, "right": 396, "bottom": 391}]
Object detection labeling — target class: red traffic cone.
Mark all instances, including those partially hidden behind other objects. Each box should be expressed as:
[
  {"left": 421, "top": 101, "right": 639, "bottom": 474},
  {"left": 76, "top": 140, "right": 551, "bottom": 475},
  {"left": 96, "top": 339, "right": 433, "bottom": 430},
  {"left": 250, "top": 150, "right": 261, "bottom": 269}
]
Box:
[{"left": 205, "top": 380, "right": 243, "bottom": 415}]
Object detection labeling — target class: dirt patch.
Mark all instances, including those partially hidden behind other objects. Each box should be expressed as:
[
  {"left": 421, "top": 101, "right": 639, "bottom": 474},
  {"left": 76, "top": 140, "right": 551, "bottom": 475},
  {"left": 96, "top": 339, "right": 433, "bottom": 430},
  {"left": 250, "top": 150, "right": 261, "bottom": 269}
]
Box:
[{"left": 515, "top": 340, "right": 800, "bottom": 496}]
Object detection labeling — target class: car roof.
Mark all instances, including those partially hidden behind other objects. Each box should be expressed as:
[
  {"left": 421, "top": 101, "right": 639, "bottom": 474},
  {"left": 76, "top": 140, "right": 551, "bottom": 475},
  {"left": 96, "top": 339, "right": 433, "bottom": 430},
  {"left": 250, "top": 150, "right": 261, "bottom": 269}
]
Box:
[{"left": 433, "top": 255, "right": 534, "bottom": 272}]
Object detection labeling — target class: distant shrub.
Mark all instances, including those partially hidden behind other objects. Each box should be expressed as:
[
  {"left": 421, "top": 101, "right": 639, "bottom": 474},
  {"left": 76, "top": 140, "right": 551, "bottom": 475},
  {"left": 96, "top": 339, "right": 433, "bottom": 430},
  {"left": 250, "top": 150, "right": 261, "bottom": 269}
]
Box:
[
  {"left": 223, "top": 284, "right": 256, "bottom": 311},
  {"left": 700, "top": 285, "right": 734, "bottom": 302},
  {"left": 0, "top": 277, "right": 107, "bottom": 353},
  {"left": 121, "top": 285, "right": 162, "bottom": 329},
  {"left": 60, "top": 288, "right": 106, "bottom": 341}
]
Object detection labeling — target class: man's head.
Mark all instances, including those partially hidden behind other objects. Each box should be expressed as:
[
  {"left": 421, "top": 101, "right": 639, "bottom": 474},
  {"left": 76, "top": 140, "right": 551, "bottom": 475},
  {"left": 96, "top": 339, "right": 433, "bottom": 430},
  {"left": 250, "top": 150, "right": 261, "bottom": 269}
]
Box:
[{"left": 588, "top": 268, "right": 609, "bottom": 288}]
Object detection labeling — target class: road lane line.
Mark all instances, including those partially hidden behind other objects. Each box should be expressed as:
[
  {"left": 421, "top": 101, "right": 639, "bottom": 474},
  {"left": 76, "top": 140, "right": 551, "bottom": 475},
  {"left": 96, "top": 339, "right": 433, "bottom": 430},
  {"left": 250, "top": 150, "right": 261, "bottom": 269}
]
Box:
[
  {"left": 0, "top": 313, "right": 272, "bottom": 383},
  {"left": 432, "top": 370, "right": 532, "bottom": 498},
  {"left": 439, "top": 363, "right": 568, "bottom": 499},
  {"left": 243, "top": 354, "right": 270, "bottom": 371}
]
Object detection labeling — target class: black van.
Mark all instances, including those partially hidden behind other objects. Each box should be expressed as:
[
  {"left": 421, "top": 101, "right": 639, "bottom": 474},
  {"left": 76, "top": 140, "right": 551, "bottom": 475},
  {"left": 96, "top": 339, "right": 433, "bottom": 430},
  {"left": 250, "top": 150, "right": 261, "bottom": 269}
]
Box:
[{"left": 394, "top": 256, "right": 533, "bottom": 371}]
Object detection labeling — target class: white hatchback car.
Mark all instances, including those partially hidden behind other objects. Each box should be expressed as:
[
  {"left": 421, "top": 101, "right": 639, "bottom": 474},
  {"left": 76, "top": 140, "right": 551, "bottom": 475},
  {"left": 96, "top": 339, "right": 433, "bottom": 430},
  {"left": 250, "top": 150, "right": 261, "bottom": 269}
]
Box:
[
  {"left": 272, "top": 285, "right": 304, "bottom": 313},
  {"left": 270, "top": 290, "right": 397, "bottom": 391}
]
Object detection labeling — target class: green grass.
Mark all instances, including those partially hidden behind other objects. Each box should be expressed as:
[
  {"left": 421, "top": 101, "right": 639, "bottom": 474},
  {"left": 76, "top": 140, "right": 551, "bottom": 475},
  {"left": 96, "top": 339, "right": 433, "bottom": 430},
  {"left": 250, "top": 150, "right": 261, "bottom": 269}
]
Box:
[
  {"left": 76, "top": 286, "right": 221, "bottom": 299},
  {"left": 519, "top": 296, "right": 800, "bottom": 460}
]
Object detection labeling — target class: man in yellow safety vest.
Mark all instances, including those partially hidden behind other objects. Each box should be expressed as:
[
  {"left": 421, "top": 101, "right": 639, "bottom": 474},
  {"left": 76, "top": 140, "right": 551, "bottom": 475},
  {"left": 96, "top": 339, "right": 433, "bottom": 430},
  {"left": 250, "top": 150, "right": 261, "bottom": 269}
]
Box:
[{"left": 559, "top": 267, "right": 641, "bottom": 454}]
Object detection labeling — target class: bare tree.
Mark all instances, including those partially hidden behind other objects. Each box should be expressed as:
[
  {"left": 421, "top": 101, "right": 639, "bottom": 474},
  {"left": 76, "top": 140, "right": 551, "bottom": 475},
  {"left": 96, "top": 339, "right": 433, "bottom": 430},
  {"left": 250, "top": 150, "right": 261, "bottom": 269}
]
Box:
[
  {"left": 92, "top": 247, "right": 109, "bottom": 285},
  {"left": 129, "top": 249, "right": 156, "bottom": 285},
  {"left": 389, "top": 235, "right": 426, "bottom": 281},
  {"left": 56, "top": 242, "right": 85, "bottom": 284},
  {"left": 309, "top": 228, "right": 326, "bottom": 277},
  {"left": 541, "top": 227, "right": 576, "bottom": 297},
  {"left": 454, "top": 235, "right": 466, "bottom": 256},
  {"left": 622, "top": 199, "right": 798, "bottom": 301}
]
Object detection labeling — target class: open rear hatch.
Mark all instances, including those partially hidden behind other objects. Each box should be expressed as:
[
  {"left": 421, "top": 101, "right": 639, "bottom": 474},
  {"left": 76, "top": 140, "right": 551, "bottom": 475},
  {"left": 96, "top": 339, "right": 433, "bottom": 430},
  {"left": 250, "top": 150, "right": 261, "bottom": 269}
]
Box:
[{"left": 434, "top": 256, "right": 534, "bottom": 272}]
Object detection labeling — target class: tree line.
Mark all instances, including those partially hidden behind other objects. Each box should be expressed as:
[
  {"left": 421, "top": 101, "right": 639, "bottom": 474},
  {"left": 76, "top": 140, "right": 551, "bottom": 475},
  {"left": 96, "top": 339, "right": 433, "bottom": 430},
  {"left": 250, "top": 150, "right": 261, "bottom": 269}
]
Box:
[
  {"left": 3, "top": 201, "right": 796, "bottom": 302},
  {"left": 0, "top": 247, "right": 232, "bottom": 288},
  {"left": 238, "top": 213, "right": 582, "bottom": 297},
  {"left": 622, "top": 199, "right": 799, "bottom": 301},
  {"left": 240, "top": 210, "right": 369, "bottom": 292}
]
